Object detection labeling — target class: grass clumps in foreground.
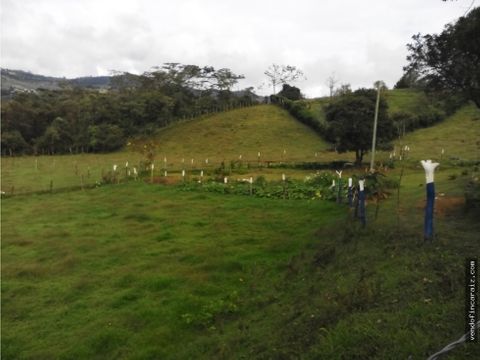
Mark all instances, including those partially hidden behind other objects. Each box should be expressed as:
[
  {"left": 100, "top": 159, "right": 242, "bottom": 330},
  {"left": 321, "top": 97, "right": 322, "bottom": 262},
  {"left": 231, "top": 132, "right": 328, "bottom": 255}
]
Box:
[
  {"left": 1, "top": 183, "right": 342, "bottom": 358},
  {"left": 2, "top": 168, "right": 479, "bottom": 359}
]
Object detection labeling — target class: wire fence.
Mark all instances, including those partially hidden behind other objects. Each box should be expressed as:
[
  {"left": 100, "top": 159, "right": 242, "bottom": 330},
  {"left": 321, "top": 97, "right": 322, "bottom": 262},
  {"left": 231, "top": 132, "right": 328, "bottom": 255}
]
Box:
[{"left": 427, "top": 320, "right": 479, "bottom": 360}]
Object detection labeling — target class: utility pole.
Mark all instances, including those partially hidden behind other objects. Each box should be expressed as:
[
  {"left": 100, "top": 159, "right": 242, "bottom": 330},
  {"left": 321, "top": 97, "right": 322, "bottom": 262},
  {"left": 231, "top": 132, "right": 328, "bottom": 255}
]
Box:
[{"left": 370, "top": 82, "right": 381, "bottom": 172}]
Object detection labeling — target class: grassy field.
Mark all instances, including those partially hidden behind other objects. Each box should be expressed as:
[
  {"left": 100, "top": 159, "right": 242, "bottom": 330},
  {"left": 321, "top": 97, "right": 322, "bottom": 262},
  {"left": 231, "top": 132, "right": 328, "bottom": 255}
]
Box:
[
  {"left": 1, "top": 105, "right": 338, "bottom": 195},
  {"left": 2, "top": 96, "right": 480, "bottom": 358},
  {"left": 2, "top": 183, "right": 343, "bottom": 359},
  {"left": 2, "top": 165, "right": 479, "bottom": 359},
  {"left": 5, "top": 96, "right": 477, "bottom": 196}
]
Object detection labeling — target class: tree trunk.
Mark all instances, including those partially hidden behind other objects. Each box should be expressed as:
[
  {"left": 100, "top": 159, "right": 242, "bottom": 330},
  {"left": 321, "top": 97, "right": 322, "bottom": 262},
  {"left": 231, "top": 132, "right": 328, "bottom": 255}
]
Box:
[{"left": 355, "top": 149, "right": 363, "bottom": 166}]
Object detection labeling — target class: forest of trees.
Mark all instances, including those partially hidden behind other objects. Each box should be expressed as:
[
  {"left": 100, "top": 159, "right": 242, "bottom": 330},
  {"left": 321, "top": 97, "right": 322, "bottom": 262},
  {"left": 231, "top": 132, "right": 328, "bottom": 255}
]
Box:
[{"left": 1, "top": 63, "right": 257, "bottom": 155}]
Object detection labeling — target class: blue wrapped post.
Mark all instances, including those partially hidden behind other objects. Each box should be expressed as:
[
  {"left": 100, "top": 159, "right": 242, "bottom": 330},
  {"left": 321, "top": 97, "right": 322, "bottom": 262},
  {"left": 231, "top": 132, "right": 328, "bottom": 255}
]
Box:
[
  {"left": 358, "top": 179, "right": 366, "bottom": 227},
  {"left": 421, "top": 160, "right": 439, "bottom": 241},
  {"left": 347, "top": 177, "right": 353, "bottom": 207},
  {"left": 336, "top": 170, "right": 343, "bottom": 203}
]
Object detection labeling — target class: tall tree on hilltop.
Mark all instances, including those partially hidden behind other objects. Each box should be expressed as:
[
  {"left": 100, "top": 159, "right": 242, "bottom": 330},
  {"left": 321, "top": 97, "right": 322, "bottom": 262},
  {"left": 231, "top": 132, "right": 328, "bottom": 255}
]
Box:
[{"left": 264, "top": 64, "right": 305, "bottom": 95}]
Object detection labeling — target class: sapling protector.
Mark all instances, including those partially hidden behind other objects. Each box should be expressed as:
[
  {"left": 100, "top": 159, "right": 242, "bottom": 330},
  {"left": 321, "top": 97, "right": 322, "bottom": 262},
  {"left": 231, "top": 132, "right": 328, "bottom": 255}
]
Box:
[
  {"left": 421, "top": 160, "right": 440, "bottom": 241},
  {"left": 358, "top": 179, "right": 366, "bottom": 226},
  {"left": 348, "top": 177, "right": 353, "bottom": 207},
  {"left": 335, "top": 171, "right": 343, "bottom": 203}
]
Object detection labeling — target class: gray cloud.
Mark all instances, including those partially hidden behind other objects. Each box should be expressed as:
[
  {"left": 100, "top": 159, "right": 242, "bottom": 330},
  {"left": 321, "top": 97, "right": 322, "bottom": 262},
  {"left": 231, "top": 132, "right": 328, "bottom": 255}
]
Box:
[{"left": 0, "top": 0, "right": 471, "bottom": 97}]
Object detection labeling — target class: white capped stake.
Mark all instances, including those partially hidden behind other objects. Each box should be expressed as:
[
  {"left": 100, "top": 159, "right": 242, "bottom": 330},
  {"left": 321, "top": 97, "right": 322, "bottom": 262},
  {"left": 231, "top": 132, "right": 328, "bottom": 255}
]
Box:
[
  {"left": 331, "top": 179, "right": 336, "bottom": 188},
  {"left": 113, "top": 164, "right": 117, "bottom": 172},
  {"left": 420, "top": 160, "right": 440, "bottom": 184},
  {"left": 164, "top": 157, "right": 167, "bottom": 163},
  {"left": 282, "top": 173, "right": 286, "bottom": 181},
  {"left": 224, "top": 177, "right": 228, "bottom": 184},
  {"left": 249, "top": 177, "right": 253, "bottom": 184},
  {"left": 151, "top": 163, "right": 155, "bottom": 170},
  {"left": 348, "top": 178, "right": 353, "bottom": 187},
  {"left": 133, "top": 167, "right": 137, "bottom": 175},
  {"left": 200, "top": 170, "right": 204, "bottom": 177},
  {"left": 182, "top": 169, "right": 185, "bottom": 177},
  {"left": 359, "top": 179, "right": 365, "bottom": 191},
  {"left": 191, "top": 158, "right": 194, "bottom": 165},
  {"left": 164, "top": 170, "right": 168, "bottom": 177},
  {"left": 441, "top": 148, "right": 445, "bottom": 155},
  {"left": 239, "top": 154, "right": 242, "bottom": 160},
  {"left": 125, "top": 161, "right": 128, "bottom": 167},
  {"left": 205, "top": 158, "right": 209, "bottom": 164},
  {"left": 258, "top": 152, "right": 261, "bottom": 158}
]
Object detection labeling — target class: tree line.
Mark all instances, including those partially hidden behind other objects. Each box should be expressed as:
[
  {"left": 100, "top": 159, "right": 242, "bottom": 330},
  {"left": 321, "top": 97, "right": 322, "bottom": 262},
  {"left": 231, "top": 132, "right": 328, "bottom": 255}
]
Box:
[{"left": 1, "top": 63, "right": 256, "bottom": 155}]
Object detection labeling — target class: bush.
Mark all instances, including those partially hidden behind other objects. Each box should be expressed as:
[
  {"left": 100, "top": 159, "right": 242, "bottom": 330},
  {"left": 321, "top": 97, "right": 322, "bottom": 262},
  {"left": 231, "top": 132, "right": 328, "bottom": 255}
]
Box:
[
  {"left": 270, "top": 96, "right": 325, "bottom": 135},
  {"left": 88, "top": 124, "right": 125, "bottom": 152},
  {"left": 1, "top": 130, "right": 30, "bottom": 155}
]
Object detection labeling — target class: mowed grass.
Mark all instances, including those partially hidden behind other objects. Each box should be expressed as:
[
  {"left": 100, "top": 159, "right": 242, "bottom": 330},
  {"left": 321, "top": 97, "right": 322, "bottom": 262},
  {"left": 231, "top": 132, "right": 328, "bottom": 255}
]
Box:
[{"left": 1, "top": 183, "right": 343, "bottom": 359}]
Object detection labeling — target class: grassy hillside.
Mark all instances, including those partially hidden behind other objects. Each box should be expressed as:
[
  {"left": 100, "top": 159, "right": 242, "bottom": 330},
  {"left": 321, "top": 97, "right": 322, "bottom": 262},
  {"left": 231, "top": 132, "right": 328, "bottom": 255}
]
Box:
[
  {"left": 151, "top": 104, "right": 330, "bottom": 161},
  {"left": 1, "top": 105, "right": 331, "bottom": 194},
  {"left": 384, "top": 88, "right": 431, "bottom": 115},
  {"left": 307, "top": 89, "right": 434, "bottom": 122},
  {"left": 388, "top": 103, "right": 480, "bottom": 162}
]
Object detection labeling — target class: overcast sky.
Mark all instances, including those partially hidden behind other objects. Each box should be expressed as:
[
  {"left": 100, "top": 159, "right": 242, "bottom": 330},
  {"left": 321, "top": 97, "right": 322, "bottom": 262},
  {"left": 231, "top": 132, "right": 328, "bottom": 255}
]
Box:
[{"left": 0, "top": 0, "right": 474, "bottom": 97}]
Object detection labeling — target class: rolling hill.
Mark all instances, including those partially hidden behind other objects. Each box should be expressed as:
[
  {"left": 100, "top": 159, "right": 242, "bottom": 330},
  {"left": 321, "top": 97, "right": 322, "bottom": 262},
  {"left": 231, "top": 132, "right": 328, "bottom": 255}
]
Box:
[{"left": 150, "top": 104, "right": 331, "bottom": 162}]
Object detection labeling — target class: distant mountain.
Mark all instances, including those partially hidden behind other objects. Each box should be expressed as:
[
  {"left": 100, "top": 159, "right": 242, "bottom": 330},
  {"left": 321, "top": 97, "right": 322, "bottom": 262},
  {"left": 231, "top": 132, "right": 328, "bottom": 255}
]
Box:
[
  {"left": 1, "top": 69, "right": 111, "bottom": 98},
  {"left": 1, "top": 68, "right": 264, "bottom": 101}
]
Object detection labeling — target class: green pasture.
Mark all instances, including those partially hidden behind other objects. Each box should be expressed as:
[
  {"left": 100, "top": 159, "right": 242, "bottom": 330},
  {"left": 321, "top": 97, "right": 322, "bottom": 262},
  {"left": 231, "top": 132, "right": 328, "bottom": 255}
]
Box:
[
  {"left": 2, "top": 183, "right": 343, "bottom": 359},
  {"left": 1, "top": 96, "right": 479, "bottom": 358},
  {"left": 2, "top": 164, "right": 479, "bottom": 358}
]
